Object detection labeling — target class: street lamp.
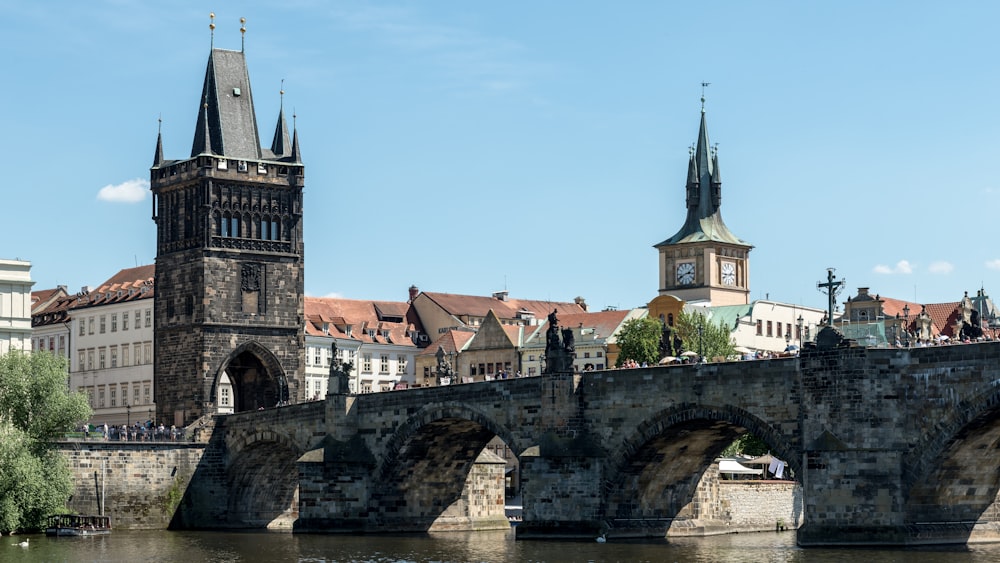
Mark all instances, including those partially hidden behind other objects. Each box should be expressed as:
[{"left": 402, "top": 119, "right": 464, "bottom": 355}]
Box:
[
  {"left": 902, "top": 304, "right": 911, "bottom": 347},
  {"left": 697, "top": 323, "right": 704, "bottom": 360},
  {"left": 796, "top": 315, "right": 804, "bottom": 347},
  {"left": 125, "top": 402, "right": 130, "bottom": 428}
]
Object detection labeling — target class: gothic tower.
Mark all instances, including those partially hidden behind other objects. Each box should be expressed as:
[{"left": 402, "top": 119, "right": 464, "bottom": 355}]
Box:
[
  {"left": 151, "top": 36, "right": 305, "bottom": 426},
  {"left": 654, "top": 100, "right": 752, "bottom": 305}
]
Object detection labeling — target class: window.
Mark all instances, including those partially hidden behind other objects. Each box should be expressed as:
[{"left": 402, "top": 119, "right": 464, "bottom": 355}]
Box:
[
  {"left": 314, "top": 347, "right": 322, "bottom": 366},
  {"left": 87, "top": 389, "right": 94, "bottom": 407},
  {"left": 397, "top": 355, "right": 407, "bottom": 374},
  {"left": 99, "top": 348, "right": 106, "bottom": 369},
  {"left": 143, "top": 385, "right": 150, "bottom": 404},
  {"left": 135, "top": 310, "right": 141, "bottom": 329},
  {"left": 110, "top": 346, "right": 118, "bottom": 368},
  {"left": 122, "top": 346, "right": 129, "bottom": 367},
  {"left": 380, "top": 354, "right": 389, "bottom": 374},
  {"left": 756, "top": 320, "right": 763, "bottom": 336},
  {"left": 100, "top": 315, "right": 106, "bottom": 334},
  {"left": 776, "top": 323, "right": 782, "bottom": 338},
  {"left": 144, "top": 343, "right": 152, "bottom": 365},
  {"left": 767, "top": 321, "right": 773, "bottom": 337},
  {"left": 133, "top": 343, "right": 141, "bottom": 365},
  {"left": 220, "top": 386, "right": 230, "bottom": 406},
  {"left": 110, "top": 387, "right": 117, "bottom": 407},
  {"left": 123, "top": 312, "right": 129, "bottom": 330},
  {"left": 77, "top": 351, "right": 85, "bottom": 371},
  {"left": 79, "top": 320, "right": 85, "bottom": 336},
  {"left": 528, "top": 367, "right": 536, "bottom": 376},
  {"left": 362, "top": 353, "right": 372, "bottom": 373},
  {"left": 87, "top": 350, "right": 94, "bottom": 370},
  {"left": 111, "top": 313, "right": 118, "bottom": 332},
  {"left": 89, "top": 317, "right": 95, "bottom": 335},
  {"left": 786, "top": 323, "right": 792, "bottom": 338},
  {"left": 99, "top": 389, "right": 105, "bottom": 408},
  {"left": 134, "top": 386, "right": 140, "bottom": 405},
  {"left": 597, "top": 351, "right": 603, "bottom": 358},
  {"left": 145, "top": 309, "right": 152, "bottom": 328},
  {"left": 584, "top": 352, "right": 591, "bottom": 358},
  {"left": 528, "top": 355, "right": 535, "bottom": 362},
  {"left": 58, "top": 335, "right": 65, "bottom": 354},
  {"left": 470, "top": 364, "right": 477, "bottom": 376}
]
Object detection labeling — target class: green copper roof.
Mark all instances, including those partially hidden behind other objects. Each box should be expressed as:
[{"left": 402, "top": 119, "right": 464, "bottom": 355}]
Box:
[{"left": 656, "top": 110, "right": 750, "bottom": 248}]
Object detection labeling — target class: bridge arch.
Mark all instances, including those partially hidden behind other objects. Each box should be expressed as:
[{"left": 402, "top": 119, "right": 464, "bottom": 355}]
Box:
[
  {"left": 224, "top": 429, "right": 304, "bottom": 529},
  {"left": 369, "top": 401, "right": 522, "bottom": 531},
  {"left": 212, "top": 340, "right": 290, "bottom": 413},
  {"left": 601, "top": 403, "right": 800, "bottom": 533},
  {"left": 903, "top": 384, "right": 1000, "bottom": 523}
]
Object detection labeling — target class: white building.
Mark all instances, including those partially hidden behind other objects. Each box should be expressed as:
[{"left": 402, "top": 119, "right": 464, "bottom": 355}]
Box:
[
  {"left": 304, "top": 296, "right": 421, "bottom": 396},
  {"left": 695, "top": 300, "right": 826, "bottom": 355},
  {"left": 31, "top": 285, "right": 72, "bottom": 362},
  {"left": 68, "top": 266, "right": 156, "bottom": 426},
  {"left": 0, "top": 259, "right": 34, "bottom": 354}
]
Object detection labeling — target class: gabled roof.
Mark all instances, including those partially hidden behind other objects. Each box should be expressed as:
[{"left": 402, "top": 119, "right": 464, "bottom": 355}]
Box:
[
  {"left": 922, "top": 303, "right": 958, "bottom": 337},
  {"left": 418, "top": 291, "right": 586, "bottom": 320},
  {"left": 547, "top": 309, "right": 634, "bottom": 340},
  {"left": 31, "top": 287, "right": 68, "bottom": 315},
  {"left": 418, "top": 329, "right": 476, "bottom": 357}
]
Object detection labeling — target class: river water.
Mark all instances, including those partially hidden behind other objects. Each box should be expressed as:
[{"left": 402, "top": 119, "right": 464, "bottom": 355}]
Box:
[{"left": 6, "top": 529, "right": 1000, "bottom": 562}]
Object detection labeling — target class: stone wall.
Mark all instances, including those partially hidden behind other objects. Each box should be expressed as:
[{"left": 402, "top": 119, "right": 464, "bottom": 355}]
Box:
[{"left": 58, "top": 441, "right": 205, "bottom": 530}]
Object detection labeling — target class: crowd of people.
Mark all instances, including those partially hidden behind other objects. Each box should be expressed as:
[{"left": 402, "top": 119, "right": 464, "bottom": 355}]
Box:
[{"left": 83, "top": 421, "right": 183, "bottom": 442}]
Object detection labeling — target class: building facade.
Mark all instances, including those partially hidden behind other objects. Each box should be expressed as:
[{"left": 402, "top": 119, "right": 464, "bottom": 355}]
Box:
[
  {"left": 151, "top": 41, "right": 306, "bottom": 426},
  {"left": 0, "top": 259, "right": 34, "bottom": 354}
]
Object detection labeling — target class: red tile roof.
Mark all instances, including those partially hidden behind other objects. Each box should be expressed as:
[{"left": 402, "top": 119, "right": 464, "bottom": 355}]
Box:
[
  {"left": 305, "top": 296, "right": 417, "bottom": 346},
  {"left": 419, "top": 291, "right": 585, "bottom": 320},
  {"left": 418, "top": 329, "right": 476, "bottom": 357}
]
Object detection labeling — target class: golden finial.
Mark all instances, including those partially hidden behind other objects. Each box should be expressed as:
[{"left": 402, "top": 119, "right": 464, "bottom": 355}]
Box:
[
  {"left": 209, "top": 12, "right": 215, "bottom": 47},
  {"left": 240, "top": 17, "right": 246, "bottom": 51}
]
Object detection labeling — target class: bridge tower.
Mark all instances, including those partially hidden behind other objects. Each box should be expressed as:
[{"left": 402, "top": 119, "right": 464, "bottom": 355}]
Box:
[
  {"left": 654, "top": 93, "right": 753, "bottom": 306},
  {"left": 150, "top": 24, "right": 305, "bottom": 427}
]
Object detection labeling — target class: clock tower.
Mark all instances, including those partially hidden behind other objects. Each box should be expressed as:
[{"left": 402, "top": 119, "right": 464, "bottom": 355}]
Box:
[{"left": 654, "top": 100, "right": 752, "bottom": 305}]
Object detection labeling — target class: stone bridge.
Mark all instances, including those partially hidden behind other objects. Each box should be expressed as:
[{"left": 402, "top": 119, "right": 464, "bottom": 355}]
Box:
[{"left": 173, "top": 342, "right": 1000, "bottom": 546}]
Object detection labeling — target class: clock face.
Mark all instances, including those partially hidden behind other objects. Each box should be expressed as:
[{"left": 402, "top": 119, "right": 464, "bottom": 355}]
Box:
[
  {"left": 721, "top": 262, "right": 736, "bottom": 286},
  {"left": 676, "top": 262, "right": 695, "bottom": 285}
]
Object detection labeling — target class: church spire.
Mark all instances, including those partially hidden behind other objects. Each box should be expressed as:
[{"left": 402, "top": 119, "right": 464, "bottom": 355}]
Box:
[{"left": 189, "top": 42, "right": 263, "bottom": 160}]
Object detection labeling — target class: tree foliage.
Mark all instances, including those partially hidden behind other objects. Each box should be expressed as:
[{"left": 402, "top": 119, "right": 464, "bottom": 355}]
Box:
[
  {"left": 675, "top": 309, "right": 736, "bottom": 362},
  {"left": 614, "top": 316, "right": 663, "bottom": 367},
  {"left": 0, "top": 351, "right": 91, "bottom": 532},
  {"left": 720, "top": 432, "right": 771, "bottom": 458}
]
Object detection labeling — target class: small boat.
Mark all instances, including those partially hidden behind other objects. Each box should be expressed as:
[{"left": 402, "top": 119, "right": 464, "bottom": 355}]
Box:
[{"left": 45, "top": 514, "right": 112, "bottom": 536}]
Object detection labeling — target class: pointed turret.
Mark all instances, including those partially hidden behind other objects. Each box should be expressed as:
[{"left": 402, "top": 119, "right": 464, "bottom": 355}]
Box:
[
  {"left": 271, "top": 105, "right": 291, "bottom": 158},
  {"left": 190, "top": 49, "right": 263, "bottom": 160},
  {"left": 655, "top": 106, "right": 746, "bottom": 247},
  {"left": 153, "top": 121, "right": 164, "bottom": 167},
  {"left": 290, "top": 120, "right": 302, "bottom": 163}
]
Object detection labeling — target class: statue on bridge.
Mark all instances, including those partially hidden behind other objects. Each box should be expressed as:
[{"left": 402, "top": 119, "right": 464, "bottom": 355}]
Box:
[
  {"left": 435, "top": 346, "right": 455, "bottom": 386},
  {"left": 327, "top": 341, "right": 354, "bottom": 395},
  {"left": 543, "top": 310, "right": 576, "bottom": 374}
]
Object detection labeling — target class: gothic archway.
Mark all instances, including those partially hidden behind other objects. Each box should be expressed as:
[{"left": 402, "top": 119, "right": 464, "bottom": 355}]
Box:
[{"left": 213, "top": 341, "right": 289, "bottom": 413}]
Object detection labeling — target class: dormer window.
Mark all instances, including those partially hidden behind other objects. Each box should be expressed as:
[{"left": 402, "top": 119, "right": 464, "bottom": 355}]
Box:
[
  {"left": 367, "top": 329, "right": 376, "bottom": 339},
  {"left": 345, "top": 326, "right": 352, "bottom": 337},
  {"left": 322, "top": 323, "right": 329, "bottom": 335}
]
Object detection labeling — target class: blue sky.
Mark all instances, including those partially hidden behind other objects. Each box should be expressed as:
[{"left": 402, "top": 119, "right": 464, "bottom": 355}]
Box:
[{"left": 3, "top": 1, "right": 999, "bottom": 313}]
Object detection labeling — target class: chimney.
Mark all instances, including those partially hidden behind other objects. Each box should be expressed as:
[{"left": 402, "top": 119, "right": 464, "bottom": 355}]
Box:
[
  {"left": 574, "top": 296, "right": 588, "bottom": 312},
  {"left": 492, "top": 291, "right": 508, "bottom": 302},
  {"left": 408, "top": 285, "right": 420, "bottom": 302}
]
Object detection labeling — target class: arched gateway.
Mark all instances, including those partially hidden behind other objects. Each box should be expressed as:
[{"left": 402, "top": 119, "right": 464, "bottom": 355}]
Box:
[{"left": 214, "top": 341, "right": 290, "bottom": 413}]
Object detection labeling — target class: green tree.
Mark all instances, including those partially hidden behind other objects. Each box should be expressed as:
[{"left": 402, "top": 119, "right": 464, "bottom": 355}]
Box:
[
  {"left": 720, "top": 432, "right": 770, "bottom": 457},
  {"left": 675, "top": 309, "right": 735, "bottom": 362},
  {"left": 615, "top": 316, "right": 663, "bottom": 367},
  {"left": 0, "top": 351, "right": 91, "bottom": 532}
]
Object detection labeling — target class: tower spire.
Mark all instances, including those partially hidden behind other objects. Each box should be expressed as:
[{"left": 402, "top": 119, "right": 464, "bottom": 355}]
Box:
[
  {"left": 153, "top": 115, "right": 164, "bottom": 167},
  {"left": 271, "top": 80, "right": 291, "bottom": 157},
  {"left": 290, "top": 111, "right": 302, "bottom": 163}
]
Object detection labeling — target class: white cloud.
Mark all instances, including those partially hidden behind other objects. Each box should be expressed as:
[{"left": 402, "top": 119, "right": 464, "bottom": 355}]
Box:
[
  {"left": 873, "top": 260, "right": 912, "bottom": 275},
  {"left": 928, "top": 261, "right": 954, "bottom": 274},
  {"left": 987, "top": 259, "right": 1000, "bottom": 271},
  {"left": 97, "top": 178, "right": 148, "bottom": 203}
]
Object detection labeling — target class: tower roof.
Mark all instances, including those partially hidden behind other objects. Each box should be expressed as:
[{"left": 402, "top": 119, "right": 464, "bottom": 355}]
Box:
[
  {"left": 656, "top": 109, "right": 749, "bottom": 248},
  {"left": 190, "top": 48, "right": 263, "bottom": 160}
]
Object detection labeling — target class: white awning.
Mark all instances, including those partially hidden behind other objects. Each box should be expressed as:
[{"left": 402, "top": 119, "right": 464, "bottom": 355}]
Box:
[{"left": 719, "top": 459, "right": 763, "bottom": 475}]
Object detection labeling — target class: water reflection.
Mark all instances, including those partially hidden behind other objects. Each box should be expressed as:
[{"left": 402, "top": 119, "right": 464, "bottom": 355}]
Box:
[{"left": 5, "top": 529, "right": 1000, "bottom": 563}]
